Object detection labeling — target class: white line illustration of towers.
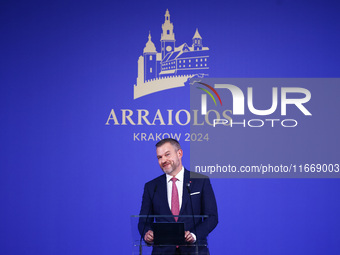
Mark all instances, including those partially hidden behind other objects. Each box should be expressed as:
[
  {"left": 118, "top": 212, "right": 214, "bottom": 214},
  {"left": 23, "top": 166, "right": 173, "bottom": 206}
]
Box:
[{"left": 134, "top": 9, "right": 210, "bottom": 99}]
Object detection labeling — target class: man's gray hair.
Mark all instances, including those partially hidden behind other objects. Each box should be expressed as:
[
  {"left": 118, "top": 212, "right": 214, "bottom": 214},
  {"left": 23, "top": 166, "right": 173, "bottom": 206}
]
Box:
[{"left": 155, "top": 138, "right": 181, "bottom": 151}]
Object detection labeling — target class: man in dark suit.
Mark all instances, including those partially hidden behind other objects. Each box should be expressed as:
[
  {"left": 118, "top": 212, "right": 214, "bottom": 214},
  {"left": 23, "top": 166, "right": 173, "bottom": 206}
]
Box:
[{"left": 138, "top": 138, "right": 218, "bottom": 255}]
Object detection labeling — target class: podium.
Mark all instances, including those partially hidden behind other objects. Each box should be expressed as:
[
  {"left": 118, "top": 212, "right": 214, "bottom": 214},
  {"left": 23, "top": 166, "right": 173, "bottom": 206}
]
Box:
[{"left": 131, "top": 215, "right": 210, "bottom": 255}]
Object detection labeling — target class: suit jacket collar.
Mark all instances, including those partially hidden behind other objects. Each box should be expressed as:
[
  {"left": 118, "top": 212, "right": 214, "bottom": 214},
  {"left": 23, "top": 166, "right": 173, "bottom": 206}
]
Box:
[
  {"left": 158, "top": 173, "right": 172, "bottom": 216},
  {"left": 180, "top": 169, "right": 190, "bottom": 216}
]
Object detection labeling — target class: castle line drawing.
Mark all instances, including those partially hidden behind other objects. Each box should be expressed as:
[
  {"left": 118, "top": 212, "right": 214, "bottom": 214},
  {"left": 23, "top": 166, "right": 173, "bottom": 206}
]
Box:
[{"left": 134, "top": 9, "right": 210, "bottom": 99}]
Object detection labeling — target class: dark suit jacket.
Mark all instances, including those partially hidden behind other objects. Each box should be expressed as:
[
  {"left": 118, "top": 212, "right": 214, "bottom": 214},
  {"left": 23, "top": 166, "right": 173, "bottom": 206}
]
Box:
[{"left": 138, "top": 169, "right": 218, "bottom": 255}]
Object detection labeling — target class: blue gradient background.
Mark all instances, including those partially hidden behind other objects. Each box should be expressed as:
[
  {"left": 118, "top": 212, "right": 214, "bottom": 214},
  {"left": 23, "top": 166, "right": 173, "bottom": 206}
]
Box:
[{"left": 1, "top": 0, "right": 340, "bottom": 254}]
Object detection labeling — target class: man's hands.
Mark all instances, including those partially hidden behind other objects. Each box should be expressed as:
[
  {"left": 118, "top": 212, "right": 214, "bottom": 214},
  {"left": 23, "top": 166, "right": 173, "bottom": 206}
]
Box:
[
  {"left": 144, "top": 230, "right": 195, "bottom": 244},
  {"left": 144, "top": 230, "right": 154, "bottom": 244},
  {"left": 185, "top": 231, "right": 195, "bottom": 243}
]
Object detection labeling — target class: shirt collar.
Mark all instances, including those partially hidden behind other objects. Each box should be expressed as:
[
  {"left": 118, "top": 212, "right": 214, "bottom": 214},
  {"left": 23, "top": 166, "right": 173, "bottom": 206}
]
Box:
[{"left": 166, "top": 166, "right": 184, "bottom": 183}]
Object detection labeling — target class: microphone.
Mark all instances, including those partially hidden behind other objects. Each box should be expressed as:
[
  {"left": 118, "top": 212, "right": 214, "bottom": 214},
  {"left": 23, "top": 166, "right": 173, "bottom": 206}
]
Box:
[
  {"left": 186, "top": 181, "right": 198, "bottom": 255},
  {"left": 139, "top": 184, "right": 157, "bottom": 255}
]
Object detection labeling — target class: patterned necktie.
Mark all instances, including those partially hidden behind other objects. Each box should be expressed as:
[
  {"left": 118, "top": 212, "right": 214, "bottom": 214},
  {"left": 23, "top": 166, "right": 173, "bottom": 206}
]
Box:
[{"left": 171, "top": 177, "right": 179, "bottom": 221}]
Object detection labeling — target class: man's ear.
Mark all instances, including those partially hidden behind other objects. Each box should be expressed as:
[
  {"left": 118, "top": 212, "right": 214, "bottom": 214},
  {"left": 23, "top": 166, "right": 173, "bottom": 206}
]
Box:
[{"left": 177, "top": 149, "right": 183, "bottom": 159}]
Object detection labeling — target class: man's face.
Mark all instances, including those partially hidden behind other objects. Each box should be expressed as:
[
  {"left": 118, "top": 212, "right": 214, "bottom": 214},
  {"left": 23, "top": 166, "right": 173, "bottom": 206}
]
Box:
[{"left": 156, "top": 142, "right": 183, "bottom": 176}]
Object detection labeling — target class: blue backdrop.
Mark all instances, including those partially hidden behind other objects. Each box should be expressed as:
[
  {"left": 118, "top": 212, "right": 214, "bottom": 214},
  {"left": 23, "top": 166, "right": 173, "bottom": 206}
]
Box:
[{"left": 1, "top": 0, "right": 340, "bottom": 254}]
